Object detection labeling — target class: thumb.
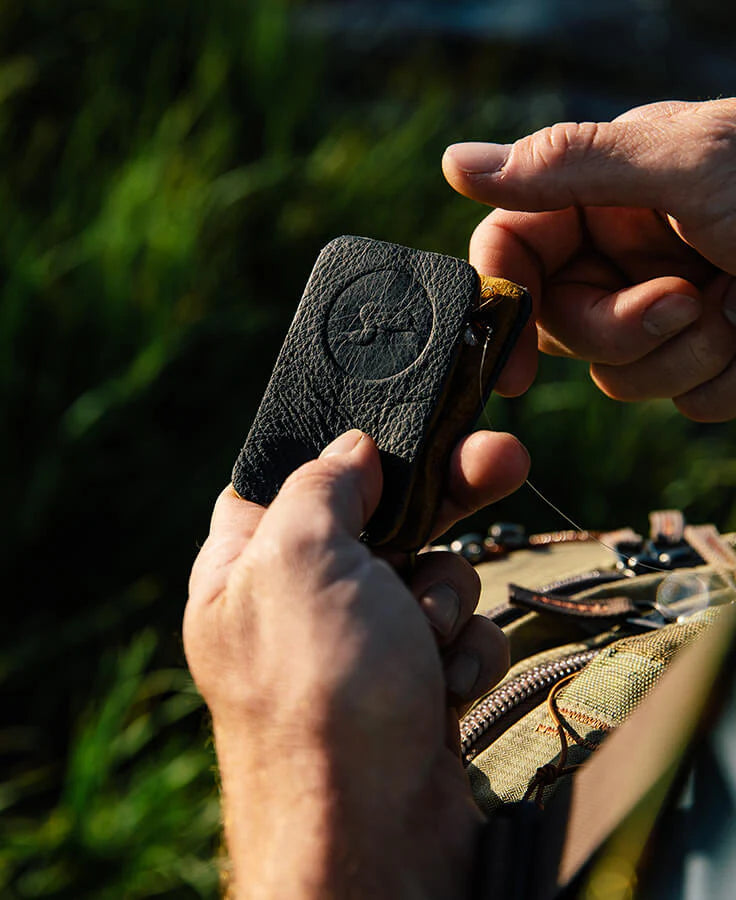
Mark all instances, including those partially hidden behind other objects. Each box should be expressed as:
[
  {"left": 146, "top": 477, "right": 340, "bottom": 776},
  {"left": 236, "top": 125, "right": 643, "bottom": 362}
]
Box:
[
  {"left": 442, "top": 119, "right": 697, "bottom": 214},
  {"left": 254, "top": 430, "right": 384, "bottom": 552}
]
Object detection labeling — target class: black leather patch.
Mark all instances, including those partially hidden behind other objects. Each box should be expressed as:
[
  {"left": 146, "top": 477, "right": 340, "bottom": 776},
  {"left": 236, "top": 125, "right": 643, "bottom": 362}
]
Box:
[{"left": 232, "top": 235, "right": 528, "bottom": 550}]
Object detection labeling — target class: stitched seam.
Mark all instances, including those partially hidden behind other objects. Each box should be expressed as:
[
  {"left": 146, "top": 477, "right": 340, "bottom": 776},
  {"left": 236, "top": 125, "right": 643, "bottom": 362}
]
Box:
[{"left": 557, "top": 706, "right": 613, "bottom": 732}]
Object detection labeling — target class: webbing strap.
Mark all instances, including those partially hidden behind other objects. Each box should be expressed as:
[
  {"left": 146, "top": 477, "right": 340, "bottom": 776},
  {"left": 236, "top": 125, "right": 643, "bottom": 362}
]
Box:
[{"left": 541, "top": 603, "right": 736, "bottom": 898}]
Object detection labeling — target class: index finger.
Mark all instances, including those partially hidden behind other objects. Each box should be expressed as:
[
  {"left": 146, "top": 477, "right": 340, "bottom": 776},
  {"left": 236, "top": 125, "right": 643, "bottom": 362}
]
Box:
[
  {"left": 470, "top": 206, "right": 583, "bottom": 300},
  {"left": 209, "top": 483, "right": 266, "bottom": 540},
  {"left": 469, "top": 207, "right": 582, "bottom": 394},
  {"left": 188, "top": 485, "right": 266, "bottom": 607}
]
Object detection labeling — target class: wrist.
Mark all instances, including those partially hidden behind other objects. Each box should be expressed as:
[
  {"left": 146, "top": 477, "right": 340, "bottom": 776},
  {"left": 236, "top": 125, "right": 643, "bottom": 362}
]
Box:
[
  {"left": 212, "top": 721, "right": 466, "bottom": 899},
  {"left": 213, "top": 720, "right": 335, "bottom": 898}
]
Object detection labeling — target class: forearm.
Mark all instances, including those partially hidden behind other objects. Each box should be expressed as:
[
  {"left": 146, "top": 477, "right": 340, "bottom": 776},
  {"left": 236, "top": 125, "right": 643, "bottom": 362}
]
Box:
[
  {"left": 214, "top": 723, "right": 431, "bottom": 900},
  {"left": 216, "top": 723, "right": 335, "bottom": 897}
]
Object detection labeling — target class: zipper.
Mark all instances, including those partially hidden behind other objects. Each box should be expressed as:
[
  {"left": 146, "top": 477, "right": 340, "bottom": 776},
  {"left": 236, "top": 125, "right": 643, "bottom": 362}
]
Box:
[{"left": 460, "top": 648, "right": 599, "bottom": 766}]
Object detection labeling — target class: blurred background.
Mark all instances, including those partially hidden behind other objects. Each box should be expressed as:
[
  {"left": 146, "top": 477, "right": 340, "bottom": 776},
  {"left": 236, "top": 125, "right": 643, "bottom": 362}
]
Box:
[{"left": 2, "top": 0, "right": 735, "bottom": 895}]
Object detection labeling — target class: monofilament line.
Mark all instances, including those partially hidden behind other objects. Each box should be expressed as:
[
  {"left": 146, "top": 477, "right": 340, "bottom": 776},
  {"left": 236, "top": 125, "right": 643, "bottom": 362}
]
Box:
[{"left": 478, "top": 332, "right": 667, "bottom": 573}]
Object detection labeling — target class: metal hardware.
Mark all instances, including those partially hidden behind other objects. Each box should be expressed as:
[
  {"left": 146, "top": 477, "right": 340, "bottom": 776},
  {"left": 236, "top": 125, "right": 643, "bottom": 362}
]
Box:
[{"left": 460, "top": 649, "right": 600, "bottom": 765}]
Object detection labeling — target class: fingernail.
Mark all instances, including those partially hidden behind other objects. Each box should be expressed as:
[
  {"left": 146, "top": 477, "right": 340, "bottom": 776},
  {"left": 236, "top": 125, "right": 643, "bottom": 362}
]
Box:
[
  {"left": 723, "top": 280, "right": 736, "bottom": 328},
  {"left": 642, "top": 294, "right": 701, "bottom": 337},
  {"left": 445, "top": 651, "right": 480, "bottom": 697},
  {"left": 320, "top": 430, "right": 364, "bottom": 458},
  {"left": 444, "top": 142, "right": 510, "bottom": 175},
  {"left": 419, "top": 583, "right": 461, "bottom": 638}
]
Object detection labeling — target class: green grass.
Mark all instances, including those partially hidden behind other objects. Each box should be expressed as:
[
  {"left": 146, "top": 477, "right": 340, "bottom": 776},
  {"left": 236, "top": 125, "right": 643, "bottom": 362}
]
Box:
[{"left": 1, "top": 633, "right": 220, "bottom": 898}]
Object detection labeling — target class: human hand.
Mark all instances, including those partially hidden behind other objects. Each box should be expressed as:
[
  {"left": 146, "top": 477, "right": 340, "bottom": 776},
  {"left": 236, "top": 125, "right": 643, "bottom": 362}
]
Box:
[
  {"left": 442, "top": 99, "right": 736, "bottom": 421},
  {"left": 184, "top": 428, "right": 528, "bottom": 899}
]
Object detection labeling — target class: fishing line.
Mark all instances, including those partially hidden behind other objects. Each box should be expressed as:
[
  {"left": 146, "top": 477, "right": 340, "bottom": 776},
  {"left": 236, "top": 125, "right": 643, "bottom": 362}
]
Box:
[{"left": 478, "top": 331, "right": 668, "bottom": 573}]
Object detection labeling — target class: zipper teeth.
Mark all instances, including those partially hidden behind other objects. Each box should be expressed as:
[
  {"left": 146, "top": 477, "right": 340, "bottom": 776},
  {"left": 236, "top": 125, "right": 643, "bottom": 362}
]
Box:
[{"left": 460, "top": 649, "right": 599, "bottom": 764}]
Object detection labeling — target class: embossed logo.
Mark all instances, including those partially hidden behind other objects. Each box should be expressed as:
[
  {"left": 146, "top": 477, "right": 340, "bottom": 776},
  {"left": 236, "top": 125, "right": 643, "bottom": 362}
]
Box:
[{"left": 326, "top": 268, "right": 432, "bottom": 378}]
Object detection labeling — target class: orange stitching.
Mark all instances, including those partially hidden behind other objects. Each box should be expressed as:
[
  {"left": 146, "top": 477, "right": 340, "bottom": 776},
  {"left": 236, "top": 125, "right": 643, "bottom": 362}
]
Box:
[
  {"left": 556, "top": 706, "right": 612, "bottom": 732},
  {"left": 523, "top": 672, "right": 602, "bottom": 809},
  {"left": 535, "top": 722, "right": 563, "bottom": 736}
]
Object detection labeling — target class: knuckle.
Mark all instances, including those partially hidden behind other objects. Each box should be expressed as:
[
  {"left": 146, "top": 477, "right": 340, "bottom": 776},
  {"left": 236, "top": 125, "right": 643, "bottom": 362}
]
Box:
[
  {"left": 181, "top": 600, "right": 201, "bottom": 659},
  {"left": 472, "top": 623, "right": 510, "bottom": 691},
  {"left": 255, "top": 521, "right": 327, "bottom": 574},
  {"left": 674, "top": 356, "right": 736, "bottom": 422},
  {"left": 556, "top": 318, "right": 644, "bottom": 367},
  {"left": 417, "top": 549, "right": 480, "bottom": 590},
  {"left": 530, "top": 124, "right": 569, "bottom": 172},
  {"left": 685, "top": 329, "right": 734, "bottom": 378},
  {"left": 674, "top": 392, "right": 733, "bottom": 422},
  {"left": 466, "top": 559, "right": 482, "bottom": 595},
  {"left": 520, "top": 121, "right": 602, "bottom": 173},
  {"left": 254, "top": 510, "right": 361, "bottom": 589},
  {"left": 589, "top": 363, "right": 642, "bottom": 402},
  {"left": 454, "top": 561, "right": 482, "bottom": 610},
  {"left": 693, "top": 102, "right": 736, "bottom": 151},
  {"left": 692, "top": 133, "right": 736, "bottom": 191},
  {"left": 537, "top": 328, "right": 576, "bottom": 358},
  {"left": 595, "top": 339, "right": 645, "bottom": 367},
  {"left": 187, "top": 536, "right": 236, "bottom": 606},
  {"left": 671, "top": 105, "right": 736, "bottom": 213}
]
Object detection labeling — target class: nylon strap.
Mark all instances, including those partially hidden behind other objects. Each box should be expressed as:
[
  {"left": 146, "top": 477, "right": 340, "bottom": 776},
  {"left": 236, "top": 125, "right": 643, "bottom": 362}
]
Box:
[{"left": 540, "top": 603, "right": 736, "bottom": 898}]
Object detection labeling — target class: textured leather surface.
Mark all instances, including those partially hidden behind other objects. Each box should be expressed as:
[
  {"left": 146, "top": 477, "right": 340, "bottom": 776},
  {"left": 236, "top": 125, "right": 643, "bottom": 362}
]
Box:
[{"left": 232, "top": 235, "right": 529, "bottom": 550}]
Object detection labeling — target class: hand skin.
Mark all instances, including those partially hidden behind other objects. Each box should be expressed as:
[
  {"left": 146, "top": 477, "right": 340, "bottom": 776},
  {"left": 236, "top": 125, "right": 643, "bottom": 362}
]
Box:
[
  {"left": 184, "top": 429, "right": 529, "bottom": 899},
  {"left": 442, "top": 98, "right": 736, "bottom": 422}
]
